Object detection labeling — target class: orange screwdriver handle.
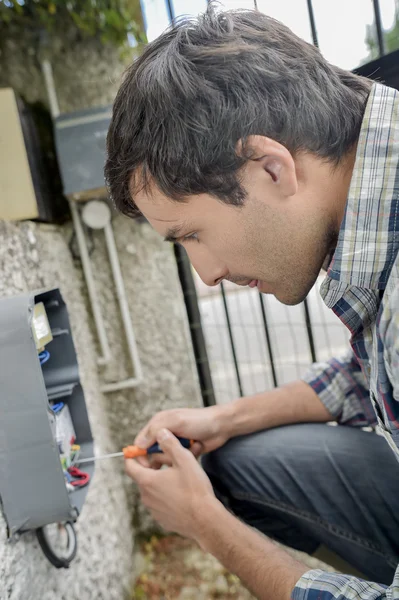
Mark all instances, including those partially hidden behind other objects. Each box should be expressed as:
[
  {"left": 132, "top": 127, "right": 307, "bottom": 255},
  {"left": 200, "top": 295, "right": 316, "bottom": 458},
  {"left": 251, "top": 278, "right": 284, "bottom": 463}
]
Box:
[
  {"left": 123, "top": 445, "right": 148, "bottom": 459},
  {"left": 123, "top": 437, "right": 195, "bottom": 459}
]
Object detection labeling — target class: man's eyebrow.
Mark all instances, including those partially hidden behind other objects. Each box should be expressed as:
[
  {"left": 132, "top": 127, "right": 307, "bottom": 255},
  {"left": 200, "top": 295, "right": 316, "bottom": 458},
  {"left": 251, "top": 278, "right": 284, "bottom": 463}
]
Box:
[{"left": 164, "top": 225, "right": 185, "bottom": 243}]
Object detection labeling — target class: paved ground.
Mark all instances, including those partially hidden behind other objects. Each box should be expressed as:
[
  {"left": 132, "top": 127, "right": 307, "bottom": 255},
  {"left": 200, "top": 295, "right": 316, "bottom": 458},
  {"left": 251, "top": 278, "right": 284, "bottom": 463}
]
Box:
[
  {"left": 195, "top": 274, "right": 349, "bottom": 404},
  {"left": 132, "top": 534, "right": 334, "bottom": 599}
]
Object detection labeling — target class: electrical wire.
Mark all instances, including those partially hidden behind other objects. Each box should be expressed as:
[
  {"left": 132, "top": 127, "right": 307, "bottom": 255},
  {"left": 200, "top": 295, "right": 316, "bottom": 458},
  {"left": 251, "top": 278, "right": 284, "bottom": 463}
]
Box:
[
  {"left": 36, "top": 522, "right": 77, "bottom": 569},
  {"left": 39, "top": 350, "right": 50, "bottom": 365},
  {"left": 51, "top": 401, "right": 64, "bottom": 414},
  {"left": 68, "top": 466, "right": 90, "bottom": 488},
  {"left": 70, "top": 448, "right": 80, "bottom": 467},
  {"left": 63, "top": 470, "right": 72, "bottom": 483}
]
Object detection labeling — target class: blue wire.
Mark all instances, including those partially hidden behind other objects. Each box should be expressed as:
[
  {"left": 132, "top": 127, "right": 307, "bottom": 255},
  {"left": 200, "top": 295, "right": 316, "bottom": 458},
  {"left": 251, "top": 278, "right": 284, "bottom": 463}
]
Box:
[
  {"left": 64, "top": 470, "right": 72, "bottom": 483},
  {"left": 52, "top": 401, "right": 64, "bottom": 414},
  {"left": 39, "top": 350, "right": 50, "bottom": 365}
]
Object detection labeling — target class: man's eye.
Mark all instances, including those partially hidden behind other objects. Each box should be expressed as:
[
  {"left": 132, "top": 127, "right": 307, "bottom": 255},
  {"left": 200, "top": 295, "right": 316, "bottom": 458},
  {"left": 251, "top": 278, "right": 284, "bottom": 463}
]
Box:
[{"left": 183, "top": 232, "right": 199, "bottom": 242}]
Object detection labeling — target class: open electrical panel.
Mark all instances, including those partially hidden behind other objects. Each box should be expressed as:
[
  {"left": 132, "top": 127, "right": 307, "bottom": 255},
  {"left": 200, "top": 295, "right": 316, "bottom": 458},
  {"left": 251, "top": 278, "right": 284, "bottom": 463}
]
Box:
[{"left": 0, "top": 288, "right": 94, "bottom": 566}]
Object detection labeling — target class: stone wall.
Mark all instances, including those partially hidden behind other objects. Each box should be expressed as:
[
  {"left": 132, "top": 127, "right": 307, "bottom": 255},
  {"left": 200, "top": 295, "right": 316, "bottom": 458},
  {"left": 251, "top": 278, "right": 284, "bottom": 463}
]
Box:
[
  {"left": 0, "top": 24, "right": 201, "bottom": 600},
  {"left": 0, "top": 31, "right": 127, "bottom": 111},
  {"left": 0, "top": 220, "right": 134, "bottom": 600}
]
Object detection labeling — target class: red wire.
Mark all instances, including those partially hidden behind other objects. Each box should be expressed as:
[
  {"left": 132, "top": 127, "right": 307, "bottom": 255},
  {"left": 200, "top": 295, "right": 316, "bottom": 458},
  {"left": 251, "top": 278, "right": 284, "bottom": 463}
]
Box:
[{"left": 68, "top": 466, "right": 90, "bottom": 487}]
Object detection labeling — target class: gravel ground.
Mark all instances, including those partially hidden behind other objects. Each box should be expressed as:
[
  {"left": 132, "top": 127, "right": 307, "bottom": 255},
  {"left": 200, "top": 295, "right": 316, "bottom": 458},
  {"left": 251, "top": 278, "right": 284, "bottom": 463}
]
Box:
[{"left": 132, "top": 534, "right": 334, "bottom": 599}]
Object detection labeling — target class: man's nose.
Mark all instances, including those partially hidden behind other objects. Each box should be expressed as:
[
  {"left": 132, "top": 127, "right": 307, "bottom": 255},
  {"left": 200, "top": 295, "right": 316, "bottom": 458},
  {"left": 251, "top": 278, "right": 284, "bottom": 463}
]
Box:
[{"left": 186, "top": 247, "right": 227, "bottom": 287}]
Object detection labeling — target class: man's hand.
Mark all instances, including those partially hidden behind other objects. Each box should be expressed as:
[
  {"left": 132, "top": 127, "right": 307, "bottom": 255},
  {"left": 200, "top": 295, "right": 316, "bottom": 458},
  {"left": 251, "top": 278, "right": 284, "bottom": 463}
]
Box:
[
  {"left": 126, "top": 429, "right": 307, "bottom": 599},
  {"left": 125, "top": 429, "right": 220, "bottom": 540},
  {"left": 134, "top": 381, "right": 331, "bottom": 469},
  {"left": 134, "top": 405, "right": 230, "bottom": 468}
]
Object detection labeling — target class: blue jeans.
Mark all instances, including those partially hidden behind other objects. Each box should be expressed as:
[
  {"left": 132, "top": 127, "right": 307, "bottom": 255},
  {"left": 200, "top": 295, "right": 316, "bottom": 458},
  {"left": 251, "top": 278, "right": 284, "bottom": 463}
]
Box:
[{"left": 202, "top": 423, "right": 399, "bottom": 585}]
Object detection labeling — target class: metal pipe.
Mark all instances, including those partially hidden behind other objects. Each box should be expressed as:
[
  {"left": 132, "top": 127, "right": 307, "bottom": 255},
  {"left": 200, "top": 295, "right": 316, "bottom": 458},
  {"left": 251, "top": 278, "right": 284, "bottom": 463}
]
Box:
[
  {"left": 69, "top": 201, "right": 112, "bottom": 366},
  {"left": 101, "top": 221, "right": 143, "bottom": 392},
  {"left": 258, "top": 293, "right": 278, "bottom": 388},
  {"left": 303, "top": 298, "right": 317, "bottom": 364},
  {"left": 41, "top": 59, "right": 61, "bottom": 118},
  {"left": 306, "top": 0, "right": 319, "bottom": 48},
  {"left": 42, "top": 61, "right": 113, "bottom": 367},
  {"left": 174, "top": 244, "right": 216, "bottom": 407},
  {"left": 220, "top": 282, "right": 244, "bottom": 397},
  {"left": 372, "top": 0, "right": 386, "bottom": 57},
  {"left": 41, "top": 59, "right": 141, "bottom": 389}
]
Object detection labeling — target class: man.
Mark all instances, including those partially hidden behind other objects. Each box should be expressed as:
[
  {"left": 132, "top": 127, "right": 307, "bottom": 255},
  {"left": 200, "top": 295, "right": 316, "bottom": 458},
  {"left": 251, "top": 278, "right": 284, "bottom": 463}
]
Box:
[{"left": 105, "top": 5, "right": 399, "bottom": 599}]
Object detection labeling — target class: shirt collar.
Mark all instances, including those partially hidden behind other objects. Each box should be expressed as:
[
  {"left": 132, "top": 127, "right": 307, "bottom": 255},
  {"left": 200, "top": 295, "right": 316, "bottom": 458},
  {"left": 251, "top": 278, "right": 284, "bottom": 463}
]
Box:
[{"left": 324, "top": 83, "right": 399, "bottom": 293}]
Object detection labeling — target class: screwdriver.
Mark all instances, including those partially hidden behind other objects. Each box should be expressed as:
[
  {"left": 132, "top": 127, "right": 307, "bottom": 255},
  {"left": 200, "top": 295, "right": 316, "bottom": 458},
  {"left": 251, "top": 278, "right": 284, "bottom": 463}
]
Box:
[{"left": 76, "top": 437, "right": 194, "bottom": 464}]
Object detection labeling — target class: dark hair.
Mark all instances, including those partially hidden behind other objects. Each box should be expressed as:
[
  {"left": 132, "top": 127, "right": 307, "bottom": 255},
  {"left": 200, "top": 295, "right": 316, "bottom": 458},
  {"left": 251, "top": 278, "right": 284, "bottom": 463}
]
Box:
[{"left": 105, "top": 4, "right": 371, "bottom": 217}]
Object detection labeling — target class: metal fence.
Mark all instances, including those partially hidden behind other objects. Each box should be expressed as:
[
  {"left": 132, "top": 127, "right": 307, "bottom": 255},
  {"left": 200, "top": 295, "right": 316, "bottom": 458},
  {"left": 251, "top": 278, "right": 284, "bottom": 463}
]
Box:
[
  {"left": 176, "top": 243, "right": 351, "bottom": 405},
  {"left": 197, "top": 276, "right": 350, "bottom": 405},
  {"left": 159, "top": 0, "right": 393, "bottom": 60},
  {"left": 176, "top": 246, "right": 350, "bottom": 406}
]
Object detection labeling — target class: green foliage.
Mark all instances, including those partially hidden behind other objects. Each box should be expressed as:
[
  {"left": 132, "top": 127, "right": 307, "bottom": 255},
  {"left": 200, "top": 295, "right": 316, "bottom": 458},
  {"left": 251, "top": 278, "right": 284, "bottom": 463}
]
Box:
[
  {"left": 384, "top": 15, "right": 399, "bottom": 53},
  {"left": 366, "top": 7, "right": 399, "bottom": 60},
  {"left": 0, "top": 0, "right": 146, "bottom": 47}
]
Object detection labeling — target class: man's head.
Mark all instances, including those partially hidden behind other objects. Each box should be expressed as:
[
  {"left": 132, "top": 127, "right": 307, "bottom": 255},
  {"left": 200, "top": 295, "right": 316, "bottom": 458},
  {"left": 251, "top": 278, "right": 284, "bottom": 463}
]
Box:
[{"left": 105, "top": 5, "right": 371, "bottom": 305}]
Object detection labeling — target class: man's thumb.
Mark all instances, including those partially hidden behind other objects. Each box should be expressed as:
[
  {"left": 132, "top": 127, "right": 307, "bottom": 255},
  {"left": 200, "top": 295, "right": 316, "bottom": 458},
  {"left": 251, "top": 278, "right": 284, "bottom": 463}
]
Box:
[{"left": 157, "top": 429, "right": 186, "bottom": 462}]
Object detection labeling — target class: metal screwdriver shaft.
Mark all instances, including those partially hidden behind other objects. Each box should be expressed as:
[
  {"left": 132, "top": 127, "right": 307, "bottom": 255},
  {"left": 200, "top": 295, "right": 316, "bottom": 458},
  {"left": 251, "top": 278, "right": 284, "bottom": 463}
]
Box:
[
  {"left": 77, "top": 452, "right": 124, "bottom": 464},
  {"left": 76, "top": 437, "right": 194, "bottom": 465}
]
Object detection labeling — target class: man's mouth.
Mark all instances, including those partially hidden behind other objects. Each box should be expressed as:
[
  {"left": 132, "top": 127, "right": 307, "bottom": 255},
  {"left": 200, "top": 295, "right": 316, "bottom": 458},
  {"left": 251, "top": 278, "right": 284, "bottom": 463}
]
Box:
[{"left": 248, "top": 279, "right": 258, "bottom": 288}]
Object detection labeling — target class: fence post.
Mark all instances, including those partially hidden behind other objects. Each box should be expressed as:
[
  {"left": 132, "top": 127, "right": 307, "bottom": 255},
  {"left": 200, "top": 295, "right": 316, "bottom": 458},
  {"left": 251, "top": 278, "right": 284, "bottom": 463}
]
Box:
[
  {"left": 258, "top": 293, "right": 278, "bottom": 388},
  {"left": 306, "top": 0, "right": 319, "bottom": 48},
  {"left": 220, "top": 282, "right": 244, "bottom": 397},
  {"left": 303, "top": 298, "right": 317, "bottom": 364},
  {"left": 165, "top": 0, "right": 175, "bottom": 24},
  {"left": 372, "top": 0, "right": 386, "bottom": 57},
  {"left": 174, "top": 244, "right": 216, "bottom": 406}
]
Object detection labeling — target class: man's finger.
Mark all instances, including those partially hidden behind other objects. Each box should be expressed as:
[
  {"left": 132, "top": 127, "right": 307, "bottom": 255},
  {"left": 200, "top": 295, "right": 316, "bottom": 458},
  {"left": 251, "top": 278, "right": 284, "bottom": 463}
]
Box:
[
  {"left": 149, "top": 454, "right": 172, "bottom": 469},
  {"left": 191, "top": 441, "right": 204, "bottom": 459},
  {"left": 136, "top": 455, "right": 151, "bottom": 468},
  {"left": 156, "top": 429, "right": 190, "bottom": 465},
  {"left": 125, "top": 457, "right": 153, "bottom": 482},
  {"left": 134, "top": 426, "right": 154, "bottom": 449}
]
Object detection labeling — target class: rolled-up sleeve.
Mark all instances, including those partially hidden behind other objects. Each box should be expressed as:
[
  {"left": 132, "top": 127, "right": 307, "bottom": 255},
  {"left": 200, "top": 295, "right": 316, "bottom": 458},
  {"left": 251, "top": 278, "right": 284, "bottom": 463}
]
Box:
[
  {"left": 302, "top": 349, "right": 376, "bottom": 427},
  {"left": 291, "top": 568, "right": 395, "bottom": 599},
  {"left": 381, "top": 283, "right": 399, "bottom": 404}
]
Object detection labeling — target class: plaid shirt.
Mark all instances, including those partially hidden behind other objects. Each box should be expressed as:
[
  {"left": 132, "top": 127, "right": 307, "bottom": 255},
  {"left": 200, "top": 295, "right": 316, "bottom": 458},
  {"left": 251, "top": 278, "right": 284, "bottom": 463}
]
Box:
[{"left": 293, "top": 83, "right": 399, "bottom": 599}]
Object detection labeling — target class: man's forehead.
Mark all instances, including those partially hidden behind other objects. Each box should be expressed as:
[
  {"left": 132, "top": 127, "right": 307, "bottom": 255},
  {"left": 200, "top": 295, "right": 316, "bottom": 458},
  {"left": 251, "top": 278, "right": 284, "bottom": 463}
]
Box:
[
  {"left": 129, "top": 179, "right": 190, "bottom": 238},
  {"left": 135, "top": 191, "right": 188, "bottom": 223},
  {"left": 139, "top": 203, "right": 193, "bottom": 244},
  {"left": 132, "top": 180, "right": 168, "bottom": 209},
  {"left": 129, "top": 169, "right": 222, "bottom": 225}
]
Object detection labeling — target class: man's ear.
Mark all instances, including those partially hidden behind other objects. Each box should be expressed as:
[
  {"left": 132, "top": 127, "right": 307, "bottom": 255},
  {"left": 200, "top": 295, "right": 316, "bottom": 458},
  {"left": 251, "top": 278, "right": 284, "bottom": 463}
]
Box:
[{"left": 238, "top": 135, "right": 298, "bottom": 197}]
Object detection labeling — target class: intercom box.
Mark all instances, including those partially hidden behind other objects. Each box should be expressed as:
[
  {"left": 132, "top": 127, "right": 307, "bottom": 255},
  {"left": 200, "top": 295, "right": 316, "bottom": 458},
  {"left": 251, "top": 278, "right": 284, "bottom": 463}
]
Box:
[
  {"left": 54, "top": 105, "right": 112, "bottom": 200},
  {"left": 0, "top": 288, "right": 94, "bottom": 536}
]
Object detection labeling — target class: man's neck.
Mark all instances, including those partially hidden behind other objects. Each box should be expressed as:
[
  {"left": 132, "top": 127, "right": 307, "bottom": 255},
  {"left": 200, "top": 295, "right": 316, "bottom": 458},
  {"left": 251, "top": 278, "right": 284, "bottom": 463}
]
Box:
[
  {"left": 316, "top": 146, "right": 358, "bottom": 273},
  {"left": 332, "top": 144, "right": 358, "bottom": 232}
]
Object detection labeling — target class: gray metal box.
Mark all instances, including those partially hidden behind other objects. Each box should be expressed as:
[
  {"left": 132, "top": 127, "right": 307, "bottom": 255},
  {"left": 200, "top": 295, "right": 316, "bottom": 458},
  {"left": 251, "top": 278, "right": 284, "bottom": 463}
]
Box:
[
  {"left": 0, "top": 288, "right": 94, "bottom": 536},
  {"left": 54, "top": 105, "right": 112, "bottom": 197}
]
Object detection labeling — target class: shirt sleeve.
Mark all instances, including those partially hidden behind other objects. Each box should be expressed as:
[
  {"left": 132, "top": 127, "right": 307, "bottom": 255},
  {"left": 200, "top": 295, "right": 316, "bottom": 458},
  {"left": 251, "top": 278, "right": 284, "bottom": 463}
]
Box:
[
  {"left": 291, "top": 568, "right": 396, "bottom": 600},
  {"left": 302, "top": 349, "right": 376, "bottom": 427},
  {"left": 381, "top": 283, "right": 399, "bottom": 404}
]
